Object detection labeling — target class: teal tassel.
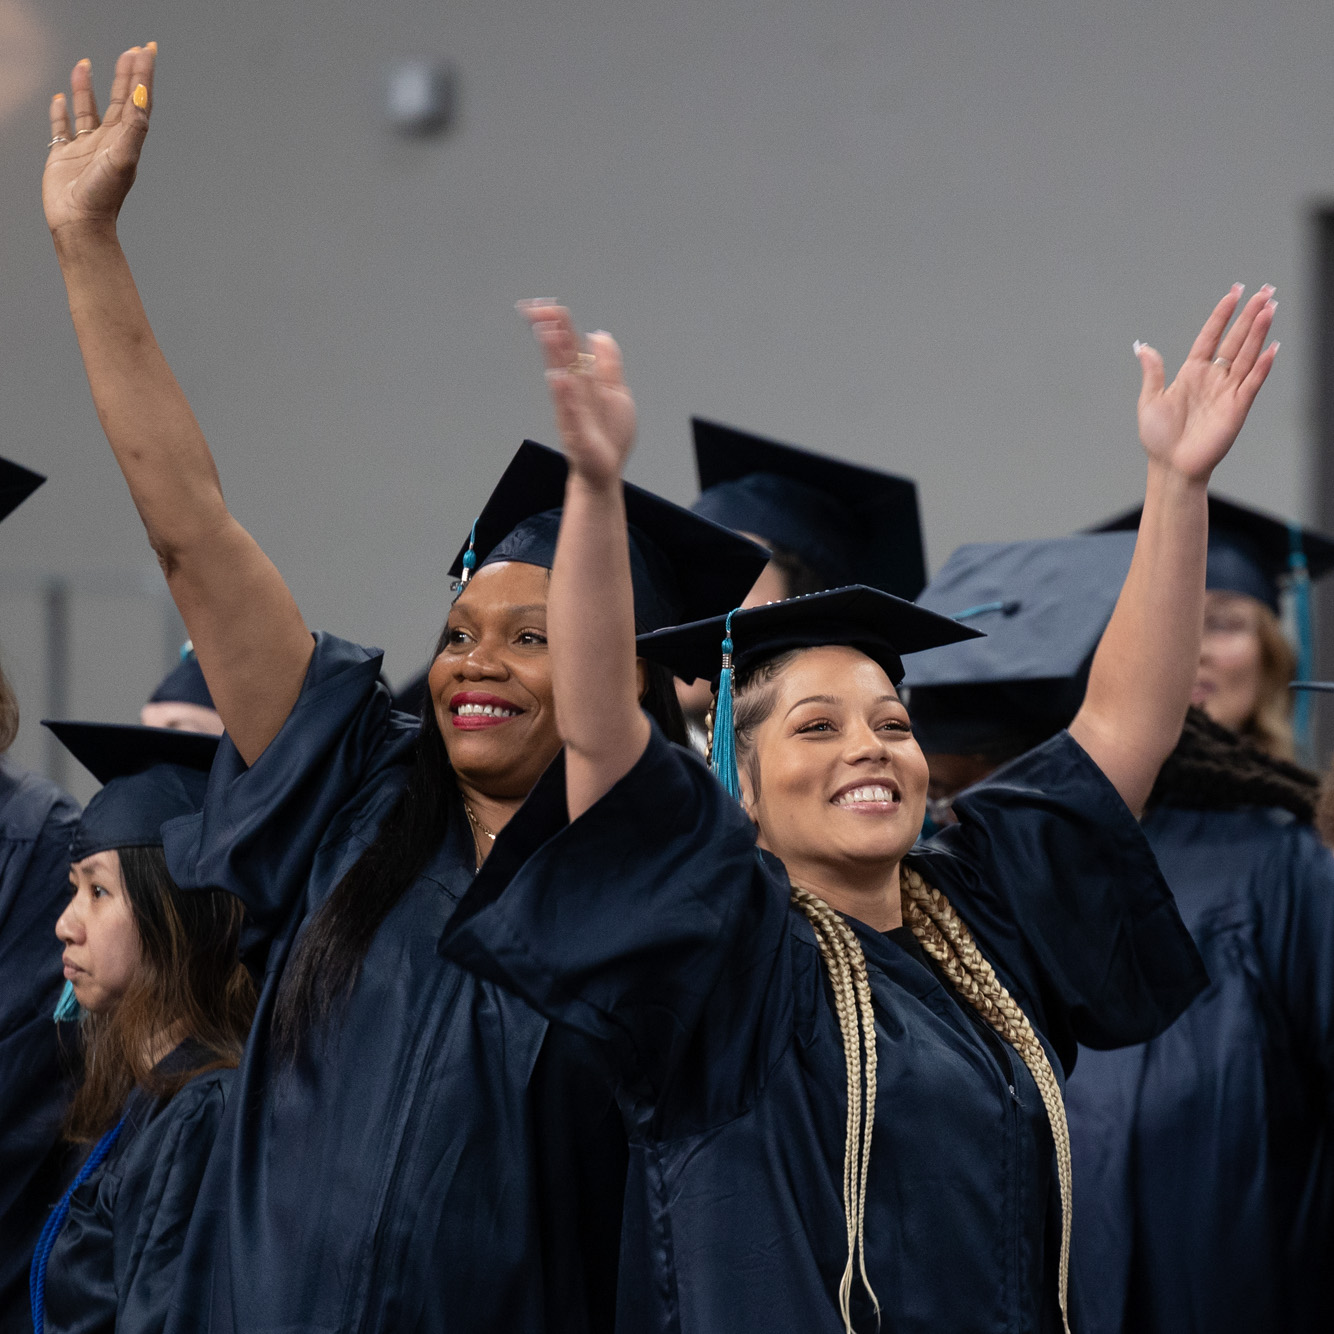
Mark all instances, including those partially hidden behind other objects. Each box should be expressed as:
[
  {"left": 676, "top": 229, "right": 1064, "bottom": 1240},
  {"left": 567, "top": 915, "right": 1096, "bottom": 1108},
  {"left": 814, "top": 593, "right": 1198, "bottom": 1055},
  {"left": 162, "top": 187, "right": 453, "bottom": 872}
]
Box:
[
  {"left": 52, "top": 979, "right": 82, "bottom": 1023},
  {"left": 451, "top": 519, "right": 479, "bottom": 601},
  {"left": 1287, "top": 523, "right": 1315, "bottom": 766},
  {"left": 710, "top": 610, "right": 743, "bottom": 800}
]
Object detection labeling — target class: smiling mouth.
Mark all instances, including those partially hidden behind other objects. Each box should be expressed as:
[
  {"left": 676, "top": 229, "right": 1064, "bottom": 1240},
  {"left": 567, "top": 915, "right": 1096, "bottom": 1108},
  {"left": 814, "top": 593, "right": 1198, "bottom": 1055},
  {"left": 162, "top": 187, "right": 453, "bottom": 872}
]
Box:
[
  {"left": 448, "top": 693, "right": 525, "bottom": 730},
  {"left": 831, "top": 783, "right": 902, "bottom": 811},
  {"left": 62, "top": 958, "right": 84, "bottom": 981}
]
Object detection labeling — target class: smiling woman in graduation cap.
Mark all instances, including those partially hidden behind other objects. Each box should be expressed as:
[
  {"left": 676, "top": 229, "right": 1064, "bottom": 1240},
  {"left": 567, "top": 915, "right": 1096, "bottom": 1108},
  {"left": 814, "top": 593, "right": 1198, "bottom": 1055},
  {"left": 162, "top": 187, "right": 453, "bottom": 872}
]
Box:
[
  {"left": 30, "top": 722, "right": 253, "bottom": 1334},
  {"left": 42, "top": 46, "right": 767, "bottom": 1331},
  {"left": 441, "top": 287, "right": 1276, "bottom": 1333}
]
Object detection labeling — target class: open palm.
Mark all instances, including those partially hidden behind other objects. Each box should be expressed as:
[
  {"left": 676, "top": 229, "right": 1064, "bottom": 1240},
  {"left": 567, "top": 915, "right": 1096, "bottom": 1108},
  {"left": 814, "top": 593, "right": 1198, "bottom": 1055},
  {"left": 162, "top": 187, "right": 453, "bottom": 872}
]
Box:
[
  {"left": 521, "top": 303, "right": 637, "bottom": 488},
  {"left": 1137, "top": 286, "right": 1278, "bottom": 483},
  {"left": 43, "top": 44, "right": 155, "bottom": 235}
]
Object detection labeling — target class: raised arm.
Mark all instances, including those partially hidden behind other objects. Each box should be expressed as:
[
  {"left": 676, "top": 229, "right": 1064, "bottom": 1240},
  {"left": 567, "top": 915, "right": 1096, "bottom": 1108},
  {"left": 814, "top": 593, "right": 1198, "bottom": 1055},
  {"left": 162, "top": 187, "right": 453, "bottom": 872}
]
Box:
[
  {"left": 520, "top": 303, "right": 651, "bottom": 820},
  {"left": 43, "top": 46, "right": 312, "bottom": 763},
  {"left": 1070, "top": 285, "right": 1278, "bottom": 812}
]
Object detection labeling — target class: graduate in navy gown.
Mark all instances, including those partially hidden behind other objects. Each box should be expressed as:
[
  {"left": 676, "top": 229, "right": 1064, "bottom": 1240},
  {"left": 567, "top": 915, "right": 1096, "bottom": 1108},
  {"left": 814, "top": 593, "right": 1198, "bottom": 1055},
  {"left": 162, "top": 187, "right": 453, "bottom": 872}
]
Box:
[
  {"left": 0, "top": 457, "right": 81, "bottom": 1334},
  {"left": 1060, "top": 500, "right": 1334, "bottom": 1334},
  {"left": 441, "top": 290, "right": 1275, "bottom": 1332},
  {"left": 43, "top": 47, "right": 767, "bottom": 1331},
  {"left": 140, "top": 649, "right": 223, "bottom": 736},
  {"left": 908, "top": 499, "right": 1334, "bottom": 1332},
  {"left": 31, "top": 723, "right": 254, "bottom": 1334}
]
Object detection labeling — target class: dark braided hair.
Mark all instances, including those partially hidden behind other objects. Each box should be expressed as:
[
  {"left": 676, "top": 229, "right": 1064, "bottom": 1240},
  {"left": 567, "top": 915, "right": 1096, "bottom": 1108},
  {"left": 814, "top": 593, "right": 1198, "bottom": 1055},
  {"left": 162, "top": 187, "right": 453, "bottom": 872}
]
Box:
[{"left": 1150, "top": 707, "right": 1319, "bottom": 822}]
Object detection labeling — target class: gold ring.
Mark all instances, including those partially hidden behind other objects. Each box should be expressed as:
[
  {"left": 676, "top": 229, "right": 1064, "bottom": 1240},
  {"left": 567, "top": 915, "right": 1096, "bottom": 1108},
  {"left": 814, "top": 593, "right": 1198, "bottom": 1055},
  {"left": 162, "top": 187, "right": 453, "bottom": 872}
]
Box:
[{"left": 570, "top": 352, "right": 597, "bottom": 375}]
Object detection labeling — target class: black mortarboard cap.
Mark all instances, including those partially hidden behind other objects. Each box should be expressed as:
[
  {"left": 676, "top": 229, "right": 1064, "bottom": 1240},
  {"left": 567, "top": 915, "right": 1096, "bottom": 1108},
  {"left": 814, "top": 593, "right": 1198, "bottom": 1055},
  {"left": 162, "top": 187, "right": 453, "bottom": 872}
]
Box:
[
  {"left": 1091, "top": 494, "right": 1334, "bottom": 613},
  {"left": 148, "top": 649, "right": 216, "bottom": 711},
  {"left": 0, "top": 457, "right": 46, "bottom": 524},
  {"left": 690, "top": 419, "right": 927, "bottom": 600},
  {"left": 42, "top": 721, "right": 219, "bottom": 861},
  {"left": 635, "top": 584, "right": 981, "bottom": 690},
  {"left": 903, "top": 533, "right": 1137, "bottom": 754},
  {"left": 447, "top": 441, "right": 770, "bottom": 631}
]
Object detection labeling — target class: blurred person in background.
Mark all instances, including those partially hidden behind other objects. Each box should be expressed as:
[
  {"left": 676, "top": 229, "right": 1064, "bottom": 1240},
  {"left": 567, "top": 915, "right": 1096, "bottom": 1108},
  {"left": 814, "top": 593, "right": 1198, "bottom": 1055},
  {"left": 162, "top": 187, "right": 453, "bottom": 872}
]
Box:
[
  {"left": 677, "top": 420, "right": 925, "bottom": 747},
  {"left": 139, "top": 648, "right": 223, "bottom": 736},
  {"left": 31, "top": 723, "right": 253, "bottom": 1334},
  {"left": 914, "top": 503, "right": 1334, "bottom": 1334},
  {"left": 0, "top": 457, "right": 81, "bottom": 1334}
]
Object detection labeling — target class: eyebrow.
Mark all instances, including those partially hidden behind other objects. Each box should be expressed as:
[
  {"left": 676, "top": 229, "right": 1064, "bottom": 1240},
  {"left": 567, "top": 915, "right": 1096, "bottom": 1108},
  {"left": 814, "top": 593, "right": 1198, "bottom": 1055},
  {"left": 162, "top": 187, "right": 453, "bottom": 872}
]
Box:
[
  {"left": 451, "top": 603, "right": 548, "bottom": 623},
  {"left": 785, "top": 692, "right": 901, "bottom": 718}
]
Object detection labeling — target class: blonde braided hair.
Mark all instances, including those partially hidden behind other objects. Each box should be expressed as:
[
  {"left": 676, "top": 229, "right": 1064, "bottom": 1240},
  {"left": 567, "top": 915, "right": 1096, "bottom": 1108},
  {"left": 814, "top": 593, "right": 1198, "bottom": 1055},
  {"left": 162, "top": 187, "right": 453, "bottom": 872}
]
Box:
[
  {"left": 789, "top": 885, "right": 880, "bottom": 1333},
  {"left": 899, "top": 864, "right": 1073, "bottom": 1334}
]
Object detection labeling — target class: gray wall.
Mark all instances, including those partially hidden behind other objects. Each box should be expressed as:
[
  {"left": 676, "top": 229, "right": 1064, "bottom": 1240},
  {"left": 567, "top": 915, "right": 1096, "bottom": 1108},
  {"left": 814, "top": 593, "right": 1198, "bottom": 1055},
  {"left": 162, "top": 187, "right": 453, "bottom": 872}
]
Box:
[{"left": 2, "top": 0, "right": 1331, "bottom": 801}]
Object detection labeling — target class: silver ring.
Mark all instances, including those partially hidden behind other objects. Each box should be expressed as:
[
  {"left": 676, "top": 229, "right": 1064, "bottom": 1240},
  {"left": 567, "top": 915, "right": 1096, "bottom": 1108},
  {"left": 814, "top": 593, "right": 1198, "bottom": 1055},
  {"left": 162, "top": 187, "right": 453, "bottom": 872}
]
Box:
[
  {"left": 1212, "top": 356, "right": 1231, "bottom": 371},
  {"left": 47, "top": 135, "right": 68, "bottom": 148},
  {"left": 75, "top": 128, "right": 93, "bottom": 138}
]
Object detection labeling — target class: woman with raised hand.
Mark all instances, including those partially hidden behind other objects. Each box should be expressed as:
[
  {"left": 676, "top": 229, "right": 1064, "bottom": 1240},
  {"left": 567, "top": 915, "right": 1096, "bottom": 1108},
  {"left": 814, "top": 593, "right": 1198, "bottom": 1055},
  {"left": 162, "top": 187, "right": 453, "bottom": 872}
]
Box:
[
  {"left": 32, "top": 723, "right": 253, "bottom": 1334},
  {"left": 443, "top": 288, "right": 1276, "bottom": 1333},
  {"left": 43, "top": 45, "right": 766, "bottom": 1334}
]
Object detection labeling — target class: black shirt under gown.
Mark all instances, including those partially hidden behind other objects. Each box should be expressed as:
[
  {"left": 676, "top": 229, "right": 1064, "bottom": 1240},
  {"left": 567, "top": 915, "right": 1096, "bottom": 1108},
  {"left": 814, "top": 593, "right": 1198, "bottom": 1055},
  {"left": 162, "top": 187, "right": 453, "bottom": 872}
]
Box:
[
  {"left": 0, "top": 760, "right": 79, "bottom": 1334},
  {"left": 442, "top": 723, "right": 1207, "bottom": 1334},
  {"left": 41, "top": 1044, "right": 232, "bottom": 1334},
  {"left": 159, "top": 634, "right": 625, "bottom": 1334},
  {"left": 1066, "top": 802, "right": 1334, "bottom": 1333}
]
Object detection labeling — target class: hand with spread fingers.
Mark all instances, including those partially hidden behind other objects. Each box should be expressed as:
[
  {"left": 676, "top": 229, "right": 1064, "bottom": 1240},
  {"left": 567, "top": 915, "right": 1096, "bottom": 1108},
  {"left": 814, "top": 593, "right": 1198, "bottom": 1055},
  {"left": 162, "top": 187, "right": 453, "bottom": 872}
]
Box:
[
  {"left": 519, "top": 302, "right": 637, "bottom": 489},
  {"left": 43, "top": 44, "right": 156, "bottom": 237},
  {"left": 1136, "top": 284, "right": 1279, "bottom": 484}
]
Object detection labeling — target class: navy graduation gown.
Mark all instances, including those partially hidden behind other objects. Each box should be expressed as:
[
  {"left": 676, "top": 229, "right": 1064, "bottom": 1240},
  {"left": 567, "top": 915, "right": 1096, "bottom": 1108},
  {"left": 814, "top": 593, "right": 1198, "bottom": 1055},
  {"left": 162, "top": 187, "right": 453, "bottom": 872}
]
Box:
[
  {"left": 442, "top": 725, "right": 1206, "bottom": 1334},
  {"left": 1066, "top": 803, "right": 1334, "bottom": 1333},
  {"left": 160, "top": 634, "right": 624, "bottom": 1334},
  {"left": 0, "top": 761, "right": 79, "bottom": 1334},
  {"left": 42, "top": 1047, "right": 233, "bottom": 1334}
]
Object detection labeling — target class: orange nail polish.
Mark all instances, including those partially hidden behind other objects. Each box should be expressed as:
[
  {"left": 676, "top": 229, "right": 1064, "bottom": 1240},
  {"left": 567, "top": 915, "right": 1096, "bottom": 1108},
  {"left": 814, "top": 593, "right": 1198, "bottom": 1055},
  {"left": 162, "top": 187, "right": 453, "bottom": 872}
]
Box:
[
  {"left": 77, "top": 58, "right": 90, "bottom": 68},
  {"left": 146, "top": 41, "right": 157, "bottom": 53},
  {"left": 132, "top": 83, "right": 148, "bottom": 109}
]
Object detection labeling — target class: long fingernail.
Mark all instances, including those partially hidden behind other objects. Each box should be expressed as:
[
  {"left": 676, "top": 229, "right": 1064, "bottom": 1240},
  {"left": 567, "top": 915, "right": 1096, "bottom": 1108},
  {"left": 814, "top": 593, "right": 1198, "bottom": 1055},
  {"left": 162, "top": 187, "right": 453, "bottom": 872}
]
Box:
[
  {"left": 1267, "top": 299, "right": 1278, "bottom": 312},
  {"left": 516, "top": 298, "right": 557, "bottom": 310},
  {"left": 1272, "top": 342, "right": 1281, "bottom": 354},
  {"left": 1232, "top": 283, "right": 1245, "bottom": 296},
  {"left": 147, "top": 41, "right": 158, "bottom": 53},
  {"left": 132, "top": 83, "right": 148, "bottom": 109},
  {"left": 1133, "top": 339, "right": 1144, "bottom": 355}
]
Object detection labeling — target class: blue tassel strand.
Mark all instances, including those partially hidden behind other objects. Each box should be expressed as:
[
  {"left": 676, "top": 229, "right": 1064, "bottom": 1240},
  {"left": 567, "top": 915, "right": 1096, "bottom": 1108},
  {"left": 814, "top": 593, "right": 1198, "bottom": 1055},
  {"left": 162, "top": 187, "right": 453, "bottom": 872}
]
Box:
[
  {"left": 710, "top": 610, "right": 743, "bottom": 801},
  {"left": 52, "top": 979, "right": 81, "bottom": 1023},
  {"left": 451, "top": 519, "right": 480, "bottom": 601},
  {"left": 1287, "top": 522, "right": 1315, "bottom": 766},
  {"left": 30, "top": 1117, "right": 126, "bottom": 1334}
]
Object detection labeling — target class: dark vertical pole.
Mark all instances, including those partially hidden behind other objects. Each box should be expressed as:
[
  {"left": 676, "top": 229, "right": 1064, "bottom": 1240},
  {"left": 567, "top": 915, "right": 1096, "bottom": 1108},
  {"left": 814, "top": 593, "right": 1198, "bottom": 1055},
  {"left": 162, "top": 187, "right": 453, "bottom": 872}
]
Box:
[
  {"left": 1312, "top": 207, "right": 1334, "bottom": 766},
  {"left": 44, "top": 578, "right": 70, "bottom": 787}
]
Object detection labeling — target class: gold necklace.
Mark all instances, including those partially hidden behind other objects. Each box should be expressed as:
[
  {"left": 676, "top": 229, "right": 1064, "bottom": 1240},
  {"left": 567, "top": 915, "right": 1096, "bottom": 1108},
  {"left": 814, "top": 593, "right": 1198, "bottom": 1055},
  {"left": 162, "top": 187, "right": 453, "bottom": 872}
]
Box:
[{"left": 462, "top": 797, "right": 496, "bottom": 866}]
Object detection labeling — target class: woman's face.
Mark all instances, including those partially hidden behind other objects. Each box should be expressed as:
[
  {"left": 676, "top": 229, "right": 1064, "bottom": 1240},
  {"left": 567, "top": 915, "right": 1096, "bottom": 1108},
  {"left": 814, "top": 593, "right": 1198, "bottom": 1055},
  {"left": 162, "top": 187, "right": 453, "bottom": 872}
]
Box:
[
  {"left": 56, "top": 849, "right": 141, "bottom": 1013},
  {"left": 743, "top": 646, "right": 929, "bottom": 882},
  {"left": 1193, "top": 590, "right": 1265, "bottom": 732},
  {"left": 429, "top": 561, "right": 562, "bottom": 800}
]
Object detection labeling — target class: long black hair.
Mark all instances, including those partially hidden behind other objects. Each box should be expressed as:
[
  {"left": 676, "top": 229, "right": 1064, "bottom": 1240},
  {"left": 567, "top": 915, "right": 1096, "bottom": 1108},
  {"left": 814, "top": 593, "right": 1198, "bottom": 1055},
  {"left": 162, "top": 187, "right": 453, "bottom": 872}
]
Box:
[
  {"left": 272, "top": 614, "right": 686, "bottom": 1055},
  {"left": 67, "top": 845, "right": 255, "bottom": 1140}
]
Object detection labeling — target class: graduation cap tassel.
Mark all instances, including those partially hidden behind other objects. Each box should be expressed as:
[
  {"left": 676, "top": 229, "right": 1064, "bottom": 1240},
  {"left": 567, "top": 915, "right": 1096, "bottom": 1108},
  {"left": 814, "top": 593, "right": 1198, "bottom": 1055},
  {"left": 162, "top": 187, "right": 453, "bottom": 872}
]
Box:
[
  {"left": 1287, "top": 522, "right": 1315, "bottom": 766},
  {"left": 710, "top": 610, "right": 743, "bottom": 800},
  {"left": 52, "top": 978, "right": 81, "bottom": 1023},
  {"left": 451, "top": 519, "right": 479, "bottom": 602}
]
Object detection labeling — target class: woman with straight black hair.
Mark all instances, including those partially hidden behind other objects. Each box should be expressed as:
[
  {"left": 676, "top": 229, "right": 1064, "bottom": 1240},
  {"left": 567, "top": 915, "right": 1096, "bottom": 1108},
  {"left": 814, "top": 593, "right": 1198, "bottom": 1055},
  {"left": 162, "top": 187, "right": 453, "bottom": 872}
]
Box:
[
  {"left": 33, "top": 723, "right": 254, "bottom": 1334},
  {"left": 42, "top": 44, "right": 766, "bottom": 1333}
]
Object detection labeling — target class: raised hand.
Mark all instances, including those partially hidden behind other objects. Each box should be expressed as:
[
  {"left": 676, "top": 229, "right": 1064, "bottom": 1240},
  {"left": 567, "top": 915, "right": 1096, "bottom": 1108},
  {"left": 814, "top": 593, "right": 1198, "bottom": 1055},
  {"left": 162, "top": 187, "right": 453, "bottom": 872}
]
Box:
[
  {"left": 43, "top": 44, "right": 156, "bottom": 237},
  {"left": 520, "top": 302, "right": 636, "bottom": 488},
  {"left": 1136, "top": 285, "right": 1279, "bottom": 483}
]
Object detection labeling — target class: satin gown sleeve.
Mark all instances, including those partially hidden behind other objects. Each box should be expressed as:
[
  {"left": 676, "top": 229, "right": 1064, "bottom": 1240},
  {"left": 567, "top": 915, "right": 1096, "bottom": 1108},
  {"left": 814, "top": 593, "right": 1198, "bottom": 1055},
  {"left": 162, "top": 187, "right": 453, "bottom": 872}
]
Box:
[
  {"left": 161, "top": 633, "right": 418, "bottom": 933},
  {"left": 0, "top": 766, "right": 79, "bottom": 1334},
  {"left": 42, "top": 1070, "right": 233, "bottom": 1334},
  {"left": 916, "top": 729, "right": 1209, "bottom": 1073},
  {"left": 441, "top": 722, "right": 784, "bottom": 1112}
]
